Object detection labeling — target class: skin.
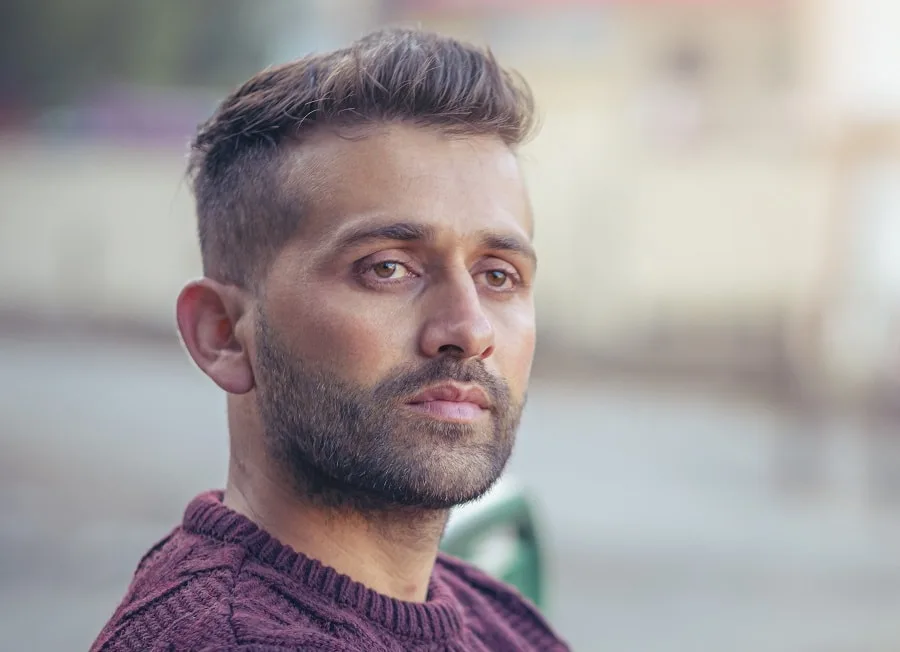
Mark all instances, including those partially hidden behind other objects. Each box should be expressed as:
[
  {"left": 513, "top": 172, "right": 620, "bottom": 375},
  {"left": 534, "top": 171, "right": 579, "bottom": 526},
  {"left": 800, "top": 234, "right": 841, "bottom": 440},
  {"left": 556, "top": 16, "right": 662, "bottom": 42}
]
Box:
[{"left": 176, "top": 123, "right": 536, "bottom": 603}]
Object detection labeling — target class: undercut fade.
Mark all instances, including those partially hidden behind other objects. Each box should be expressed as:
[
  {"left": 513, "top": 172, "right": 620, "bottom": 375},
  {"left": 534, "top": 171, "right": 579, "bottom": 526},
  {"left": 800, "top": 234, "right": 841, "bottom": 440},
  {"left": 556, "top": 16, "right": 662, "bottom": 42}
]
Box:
[{"left": 188, "top": 27, "right": 537, "bottom": 288}]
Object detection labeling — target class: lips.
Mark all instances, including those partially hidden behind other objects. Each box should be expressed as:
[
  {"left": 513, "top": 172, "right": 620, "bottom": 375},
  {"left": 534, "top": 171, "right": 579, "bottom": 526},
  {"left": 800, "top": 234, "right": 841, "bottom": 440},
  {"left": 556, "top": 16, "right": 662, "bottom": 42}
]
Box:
[
  {"left": 406, "top": 383, "right": 491, "bottom": 408},
  {"left": 404, "top": 382, "right": 491, "bottom": 422}
]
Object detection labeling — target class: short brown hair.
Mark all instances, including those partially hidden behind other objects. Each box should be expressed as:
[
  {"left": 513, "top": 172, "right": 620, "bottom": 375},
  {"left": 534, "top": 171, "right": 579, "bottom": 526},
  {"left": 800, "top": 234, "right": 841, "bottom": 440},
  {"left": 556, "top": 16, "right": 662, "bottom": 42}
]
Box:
[{"left": 189, "top": 27, "right": 537, "bottom": 287}]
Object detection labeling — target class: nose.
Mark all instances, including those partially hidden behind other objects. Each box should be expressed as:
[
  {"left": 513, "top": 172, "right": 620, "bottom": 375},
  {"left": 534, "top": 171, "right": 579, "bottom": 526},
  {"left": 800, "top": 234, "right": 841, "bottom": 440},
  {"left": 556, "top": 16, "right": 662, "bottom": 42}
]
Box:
[{"left": 419, "top": 272, "right": 495, "bottom": 361}]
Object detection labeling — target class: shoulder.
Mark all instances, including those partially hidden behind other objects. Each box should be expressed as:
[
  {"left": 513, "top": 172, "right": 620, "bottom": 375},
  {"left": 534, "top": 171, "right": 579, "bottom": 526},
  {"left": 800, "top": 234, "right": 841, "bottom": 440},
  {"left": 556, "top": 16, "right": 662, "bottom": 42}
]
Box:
[
  {"left": 92, "top": 598, "right": 236, "bottom": 652},
  {"left": 435, "top": 553, "right": 569, "bottom": 650},
  {"left": 91, "top": 528, "right": 248, "bottom": 652},
  {"left": 92, "top": 529, "right": 365, "bottom": 652},
  {"left": 435, "top": 552, "right": 541, "bottom": 614},
  {"left": 94, "top": 592, "right": 359, "bottom": 652}
]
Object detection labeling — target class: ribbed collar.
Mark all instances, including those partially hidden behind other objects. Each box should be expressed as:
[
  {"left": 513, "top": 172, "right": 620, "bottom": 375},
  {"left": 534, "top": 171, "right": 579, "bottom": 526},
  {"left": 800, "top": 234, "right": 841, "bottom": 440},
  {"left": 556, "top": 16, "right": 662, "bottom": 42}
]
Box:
[{"left": 183, "top": 490, "right": 464, "bottom": 642}]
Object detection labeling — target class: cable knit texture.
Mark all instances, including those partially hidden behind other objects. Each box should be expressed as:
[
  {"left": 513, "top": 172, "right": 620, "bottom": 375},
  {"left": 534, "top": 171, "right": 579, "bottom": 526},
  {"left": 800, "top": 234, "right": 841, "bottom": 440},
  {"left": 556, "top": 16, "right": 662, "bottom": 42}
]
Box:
[{"left": 91, "top": 491, "right": 569, "bottom": 651}]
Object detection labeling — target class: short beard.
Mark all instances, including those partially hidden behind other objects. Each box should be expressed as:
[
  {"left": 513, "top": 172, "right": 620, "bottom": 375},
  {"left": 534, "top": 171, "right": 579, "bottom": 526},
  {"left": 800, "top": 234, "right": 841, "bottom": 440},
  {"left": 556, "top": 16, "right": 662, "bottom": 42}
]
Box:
[{"left": 254, "top": 312, "right": 523, "bottom": 514}]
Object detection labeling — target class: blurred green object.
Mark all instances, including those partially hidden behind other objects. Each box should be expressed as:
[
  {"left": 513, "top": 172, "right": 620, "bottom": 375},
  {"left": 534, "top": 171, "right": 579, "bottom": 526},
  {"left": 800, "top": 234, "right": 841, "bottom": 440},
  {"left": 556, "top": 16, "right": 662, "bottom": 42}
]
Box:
[{"left": 440, "top": 476, "right": 545, "bottom": 609}]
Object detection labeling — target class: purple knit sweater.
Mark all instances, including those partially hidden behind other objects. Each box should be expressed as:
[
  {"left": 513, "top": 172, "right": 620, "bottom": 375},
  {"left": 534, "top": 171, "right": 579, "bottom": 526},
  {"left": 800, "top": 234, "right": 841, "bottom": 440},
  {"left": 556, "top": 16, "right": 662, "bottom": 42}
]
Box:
[{"left": 91, "top": 491, "right": 569, "bottom": 651}]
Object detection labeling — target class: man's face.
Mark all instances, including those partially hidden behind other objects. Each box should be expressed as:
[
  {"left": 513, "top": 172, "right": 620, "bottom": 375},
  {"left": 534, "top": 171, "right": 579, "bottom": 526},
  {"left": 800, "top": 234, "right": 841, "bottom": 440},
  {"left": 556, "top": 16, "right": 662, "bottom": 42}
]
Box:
[{"left": 252, "top": 124, "right": 536, "bottom": 510}]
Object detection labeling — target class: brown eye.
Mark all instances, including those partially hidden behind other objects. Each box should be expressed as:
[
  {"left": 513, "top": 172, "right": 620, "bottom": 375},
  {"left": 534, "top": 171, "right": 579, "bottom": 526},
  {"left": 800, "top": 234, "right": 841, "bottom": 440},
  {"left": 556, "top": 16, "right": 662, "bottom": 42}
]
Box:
[
  {"left": 485, "top": 270, "right": 509, "bottom": 287},
  {"left": 368, "top": 260, "right": 413, "bottom": 280},
  {"left": 373, "top": 261, "right": 399, "bottom": 278}
]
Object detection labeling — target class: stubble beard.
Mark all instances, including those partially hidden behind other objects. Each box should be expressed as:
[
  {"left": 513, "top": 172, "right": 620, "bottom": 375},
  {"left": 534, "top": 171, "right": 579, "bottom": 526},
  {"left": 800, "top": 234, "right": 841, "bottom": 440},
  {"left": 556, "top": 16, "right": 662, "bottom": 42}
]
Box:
[{"left": 254, "top": 313, "right": 525, "bottom": 514}]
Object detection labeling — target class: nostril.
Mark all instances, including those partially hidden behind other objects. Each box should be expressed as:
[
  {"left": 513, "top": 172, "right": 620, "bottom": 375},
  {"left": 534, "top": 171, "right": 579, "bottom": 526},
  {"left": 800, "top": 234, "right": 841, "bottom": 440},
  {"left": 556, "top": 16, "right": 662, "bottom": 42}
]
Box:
[{"left": 438, "top": 344, "right": 466, "bottom": 356}]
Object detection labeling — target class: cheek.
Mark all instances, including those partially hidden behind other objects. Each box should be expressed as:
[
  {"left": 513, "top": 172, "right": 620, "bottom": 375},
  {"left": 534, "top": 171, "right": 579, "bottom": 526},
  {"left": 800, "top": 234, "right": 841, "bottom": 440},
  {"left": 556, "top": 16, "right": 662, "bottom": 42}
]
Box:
[
  {"left": 492, "top": 304, "right": 536, "bottom": 398},
  {"left": 275, "top": 290, "right": 415, "bottom": 385}
]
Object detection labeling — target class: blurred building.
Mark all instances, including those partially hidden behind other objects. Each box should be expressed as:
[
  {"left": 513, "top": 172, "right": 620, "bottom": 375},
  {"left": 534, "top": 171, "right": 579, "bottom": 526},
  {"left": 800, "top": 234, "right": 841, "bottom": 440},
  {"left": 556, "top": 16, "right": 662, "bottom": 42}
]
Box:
[
  {"left": 2, "top": 0, "right": 900, "bottom": 402},
  {"left": 392, "top": 1, "right": 824, "bottom": 379}
]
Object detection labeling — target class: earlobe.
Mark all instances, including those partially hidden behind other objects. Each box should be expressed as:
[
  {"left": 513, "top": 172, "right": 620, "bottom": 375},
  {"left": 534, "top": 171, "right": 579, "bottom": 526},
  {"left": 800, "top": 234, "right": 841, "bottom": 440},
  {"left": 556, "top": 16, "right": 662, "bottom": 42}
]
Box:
[{"left": 175, "top": 279, "right": 255, "bottom": 395}]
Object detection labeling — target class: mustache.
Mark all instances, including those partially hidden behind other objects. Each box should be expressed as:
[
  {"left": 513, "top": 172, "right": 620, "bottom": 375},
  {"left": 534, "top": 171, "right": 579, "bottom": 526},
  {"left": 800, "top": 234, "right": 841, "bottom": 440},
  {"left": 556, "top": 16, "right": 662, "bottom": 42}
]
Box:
[{"left": 374, "top": 357, "right": 509, "bottom": 405}]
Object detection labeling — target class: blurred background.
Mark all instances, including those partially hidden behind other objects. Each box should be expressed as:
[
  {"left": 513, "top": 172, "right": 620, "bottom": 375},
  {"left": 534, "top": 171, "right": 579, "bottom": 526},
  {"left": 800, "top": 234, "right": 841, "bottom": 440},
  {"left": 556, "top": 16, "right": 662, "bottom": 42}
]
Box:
[{"left": 4, "top": 0, "right": 900, "bottom": 650}]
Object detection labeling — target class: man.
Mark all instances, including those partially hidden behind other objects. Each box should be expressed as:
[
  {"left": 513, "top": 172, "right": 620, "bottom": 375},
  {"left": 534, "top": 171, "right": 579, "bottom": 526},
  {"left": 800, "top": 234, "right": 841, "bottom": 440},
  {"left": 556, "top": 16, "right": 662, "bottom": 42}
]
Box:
[{"left": 92, "top": 28, "right": 568, "bottom": 652}]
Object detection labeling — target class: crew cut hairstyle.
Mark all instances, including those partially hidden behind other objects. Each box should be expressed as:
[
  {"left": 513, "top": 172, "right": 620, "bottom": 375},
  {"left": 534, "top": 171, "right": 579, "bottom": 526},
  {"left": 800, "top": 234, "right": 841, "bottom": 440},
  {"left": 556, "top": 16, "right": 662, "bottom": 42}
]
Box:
[{"left": 188, "top": 27, "right": 537, "bottom": 287}]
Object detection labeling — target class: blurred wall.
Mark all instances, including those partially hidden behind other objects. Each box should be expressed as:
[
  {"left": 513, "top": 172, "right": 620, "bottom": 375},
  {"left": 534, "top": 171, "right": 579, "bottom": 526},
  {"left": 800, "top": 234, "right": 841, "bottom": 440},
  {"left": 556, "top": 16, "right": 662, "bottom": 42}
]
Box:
[
  {"left": 2, "top": 0, "right": 899, "bottom": 395},
  {"left": 0, "top": 137, "right": 199, "bottom": 327}
]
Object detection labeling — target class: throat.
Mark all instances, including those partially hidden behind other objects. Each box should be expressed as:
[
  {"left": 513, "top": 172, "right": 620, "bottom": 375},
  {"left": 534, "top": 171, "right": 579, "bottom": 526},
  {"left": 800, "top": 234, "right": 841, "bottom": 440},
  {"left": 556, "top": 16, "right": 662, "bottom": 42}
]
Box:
[{"left": 224, "top": 472, "right": 450, "bottom": 602}]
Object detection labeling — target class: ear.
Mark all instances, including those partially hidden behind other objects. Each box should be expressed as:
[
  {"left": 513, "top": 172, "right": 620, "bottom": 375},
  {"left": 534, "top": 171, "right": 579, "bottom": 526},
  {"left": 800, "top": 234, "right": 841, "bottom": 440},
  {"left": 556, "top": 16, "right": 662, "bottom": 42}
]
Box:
[{"left": 176, "top": 278, "right": 255, "bottom": 394}]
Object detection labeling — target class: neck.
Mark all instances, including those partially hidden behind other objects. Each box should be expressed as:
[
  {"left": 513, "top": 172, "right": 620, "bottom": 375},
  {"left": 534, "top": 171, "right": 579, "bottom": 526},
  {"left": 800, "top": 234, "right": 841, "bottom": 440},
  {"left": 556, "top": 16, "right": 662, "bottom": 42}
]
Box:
[{"left": 223, "top": 457, "right": 449, "bottom": 602}]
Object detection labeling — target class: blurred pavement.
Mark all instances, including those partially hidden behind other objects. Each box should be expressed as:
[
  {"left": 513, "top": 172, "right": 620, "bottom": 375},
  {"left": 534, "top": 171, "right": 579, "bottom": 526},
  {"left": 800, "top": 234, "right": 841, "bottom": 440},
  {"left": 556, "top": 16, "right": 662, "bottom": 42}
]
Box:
[{"left": 4, "top": 331, "right": 900, "bottom": 651}]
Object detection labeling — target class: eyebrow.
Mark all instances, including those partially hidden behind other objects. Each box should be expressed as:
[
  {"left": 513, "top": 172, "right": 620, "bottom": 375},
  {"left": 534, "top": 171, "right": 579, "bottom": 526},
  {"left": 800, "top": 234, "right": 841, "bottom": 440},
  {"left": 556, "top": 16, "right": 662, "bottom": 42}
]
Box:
[
  {"left": 333, "top": 221, "right": 432, "bottom": 250},
  {"left": 331, "top": 220, "right": 537, "bottom": 266},
  {"left": 478, "top": 231, "right": 538, "bottom": 267}
]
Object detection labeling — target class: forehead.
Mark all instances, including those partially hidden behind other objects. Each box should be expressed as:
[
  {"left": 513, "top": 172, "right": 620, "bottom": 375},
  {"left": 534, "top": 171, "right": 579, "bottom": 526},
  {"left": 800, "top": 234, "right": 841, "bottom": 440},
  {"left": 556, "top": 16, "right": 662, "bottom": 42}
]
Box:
[{"left": 282, "top": 124, "right": 533, "bottom": 244}]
